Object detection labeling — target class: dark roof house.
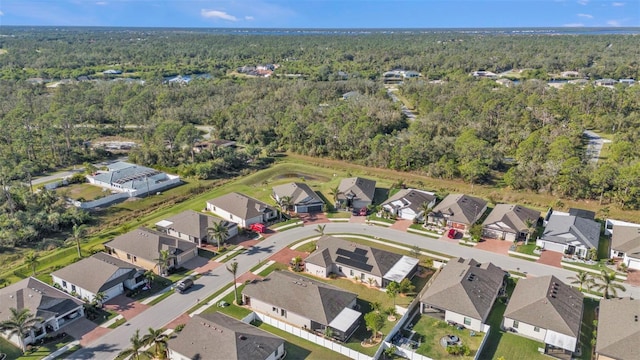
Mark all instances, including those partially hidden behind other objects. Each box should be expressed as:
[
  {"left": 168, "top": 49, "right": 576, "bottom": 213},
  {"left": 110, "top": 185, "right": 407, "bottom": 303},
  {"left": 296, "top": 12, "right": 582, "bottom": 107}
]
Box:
[
  {"left": 381, "top": 189, "right": 437, "bottom": 221},
  {"left": 537, "top": 209, "right": 601, "bottom": 258},
  {"left": 428, "top": 194, "right": 488, "bottom": 230},
  {"left": 337, "top": 177, "right": 376, "bottom": 209},
  {"left": 272, "top": 182, "right": 324, "bottom": 213},
  {"left": 482, "top": 204, "right": 540, "bottom": 241},
  {"left": 595, "top": 297, "right": 640, "bottom": 360},
  {"left": 155, "top": 210, "right": 238, "bottom": 246}
]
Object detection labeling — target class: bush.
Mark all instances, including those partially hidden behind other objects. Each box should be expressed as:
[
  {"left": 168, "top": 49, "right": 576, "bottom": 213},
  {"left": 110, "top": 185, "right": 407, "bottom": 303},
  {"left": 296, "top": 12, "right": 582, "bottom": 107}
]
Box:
[{"left": 174, "top": 324, "right": 185, "bottom": 333}]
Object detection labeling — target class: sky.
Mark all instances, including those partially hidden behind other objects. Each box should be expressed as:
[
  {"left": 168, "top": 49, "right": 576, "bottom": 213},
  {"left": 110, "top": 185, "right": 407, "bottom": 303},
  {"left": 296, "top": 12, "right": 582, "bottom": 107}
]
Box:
[{"left": 0, "top": 0, "right": 638, "bottom": 28}]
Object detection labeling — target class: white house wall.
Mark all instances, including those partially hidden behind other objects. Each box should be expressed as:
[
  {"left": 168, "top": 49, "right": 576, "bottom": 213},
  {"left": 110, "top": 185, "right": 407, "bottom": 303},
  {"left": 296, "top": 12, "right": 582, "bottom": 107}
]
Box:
[
  {"left": 305, "top": 263, "right": 328, "bottom": 278},
  {"left": 168, "top": 349, "right": 191, "bottom": 360},
  {"left": 536, "top": 239, "right": 566, "bottom": 254},
  {"left": 624, "top": 255, "right": 640, "bottom": 270},
  {"left": 502, "top": 317, "right": 547, "bottom": 343},
  {"left": 247, "top": 298, "right": 312, "bottom": 329},
  {"left": 444, "top": 311, "right": 484, "bottom": 332}
]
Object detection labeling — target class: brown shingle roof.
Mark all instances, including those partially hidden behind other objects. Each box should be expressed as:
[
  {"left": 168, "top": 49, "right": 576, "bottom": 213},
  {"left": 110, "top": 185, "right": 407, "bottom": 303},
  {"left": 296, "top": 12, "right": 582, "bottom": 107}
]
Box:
[
  {"left": 272, "top": 182, "right": 323, "bottom": 206},
  {"left": 51, "top": 253, "right": 143, "bottom": 294},
  {"left": 482, "top": 204, "right": 540, "bottom": 234},
  {"left": 0, "top": 277, "right": 83, "bottom": 321},
  {"left": 338, "top": 177, "right": 376, "bottom": 203},
  {"left": 596, "top": 297, "right": 640, "bottom": 360},
  {"left": 381, "top": 189, "right": 437, "bottom": 215},
  {"left": 161, "top": 210, "right": 236, "bottom": 240},
  {"left": 207, "top": 192, "right": 276, "bottom": 221},
  {"left": 306, "top": 235, "right": 405, "bottom": 277},
  {"left": 242, "top": 271, "right": 357, "bottom": 326},
  {"left": 420, "top": 257, "right": 505, "bottom": 322},
  {"left": 504, "top": 275, "right": 583, "bottom": 337},
  {"left": 167, "top": 312, "right": 284, "bottom": 360},
  {"left": 105, "top": 227, "right": 196, "bottom": 262},
  {"left": 430, "top": 194, "right": 488, "bottom": 225},
  {"left": 611, "top": 225, "right": 640, "bottom": 259}
]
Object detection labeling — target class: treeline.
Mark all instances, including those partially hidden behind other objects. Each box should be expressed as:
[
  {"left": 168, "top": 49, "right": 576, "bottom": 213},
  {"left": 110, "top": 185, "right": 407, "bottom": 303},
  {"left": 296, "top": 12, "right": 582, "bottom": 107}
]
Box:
[{"left": 1, "top": 28, "right": 640, "bottom": 81}]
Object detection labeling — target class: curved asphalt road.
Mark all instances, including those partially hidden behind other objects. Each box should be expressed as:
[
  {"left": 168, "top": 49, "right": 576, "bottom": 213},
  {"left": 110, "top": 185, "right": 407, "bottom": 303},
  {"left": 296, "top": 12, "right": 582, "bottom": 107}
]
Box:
[{"left": 69, "top": 222, "right": 639, "bottom": 359}]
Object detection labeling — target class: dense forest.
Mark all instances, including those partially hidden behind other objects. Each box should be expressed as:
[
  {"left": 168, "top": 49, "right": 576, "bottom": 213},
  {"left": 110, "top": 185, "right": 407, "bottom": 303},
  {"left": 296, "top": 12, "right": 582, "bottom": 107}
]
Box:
[{"left": 0, "top": 28, "right": 639, "bottom": 226}]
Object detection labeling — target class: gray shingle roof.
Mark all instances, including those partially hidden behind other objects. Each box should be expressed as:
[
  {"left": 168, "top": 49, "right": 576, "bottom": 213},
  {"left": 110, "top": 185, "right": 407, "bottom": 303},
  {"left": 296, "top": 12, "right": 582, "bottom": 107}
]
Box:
[
  {"left": 92, "top": 161, "right": 168, "bottom": 191},
  {"left": 596, "top": 297, "right": 640, "bottom": 360},
  {"left": 105, "top": 227, "right": 197, "bottom": 262},
  {"left": 51, "top": 253, "right": 143, "bottom": 294},
  {"left": 272, "top": 182, "right": 324, "bottom": 206},
  {"left": 161, "top": 210, "right": 236, "bottom": 240},
  {"left": 207, "top": 192, "right": 276, "bottom": 221},
  {"left": 430, "top": 194, "right": 488, "bottom": 225},
  {"left": 0, "top": 278, "right": 83, "bottom": 321},
  {"left": 482, "top": 204, "right": 540, "bottom": 234},
  {"left": 167, "top": 312, "right": 284, "bottom": 360},
  {"left": 381, "top": 189, "right": 437, "bottom": 215},
  {"left": 611, "top": 225, "right": 640, "bottom": 259},
  {"left": 504, "top": 275, "right": 583, "bottom": 337},
  {"left": 338, "top": 177, "right": 376, "bottom": 203},
  {"left": 420, "top": 257, "right": 505, "bottom": 322},
  {"left": 242, "top": 271, "right": 357, "bottom": 326},
  {"left": 306, "top": 235, "right": 406, "bottom": 277},
  {"left": 540, "top": 213, "right": 601, "bottom": 249}
]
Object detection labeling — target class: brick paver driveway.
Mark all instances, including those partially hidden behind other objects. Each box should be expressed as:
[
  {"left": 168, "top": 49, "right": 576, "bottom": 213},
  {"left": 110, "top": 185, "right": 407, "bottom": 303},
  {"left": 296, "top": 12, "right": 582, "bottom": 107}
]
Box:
[
  {"left": 104, "top": 295, "right": 150, "bottom": 320},
  {"left": 625, "top": 269, "right": 640, "bottom": 286},
  {"left": 297, "top": 212, "right": 330, "bottom": 225},
  {"left": 537, "top": 250, "right": 563, "bottom": 268},
  {"left": 475, "top": 238, "right": 513, "bottom": 255},
  {"left": 390, "top": 219, "right": 412, "bottom": 231},
  {"left": 63, "top": 318, "right": 112, "bottom": 347}
]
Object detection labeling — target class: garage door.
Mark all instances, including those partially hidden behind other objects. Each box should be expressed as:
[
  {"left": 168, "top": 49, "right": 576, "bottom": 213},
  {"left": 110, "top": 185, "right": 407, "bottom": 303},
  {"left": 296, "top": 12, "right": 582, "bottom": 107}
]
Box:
[
  {"left": 627, "top": 258, "right": 640, "bottom": 270},
  {"left": 103, "top": 283, "right": 124, "bottom": 301},
  {"left": 307, "top": 205, "right": 323, "bottom": 213},
  {"left": 483, "top": 229, "right": 503, "bottom": 240},
  {"left": 504, "top": 232, "right": 516, "bottom": 242}
]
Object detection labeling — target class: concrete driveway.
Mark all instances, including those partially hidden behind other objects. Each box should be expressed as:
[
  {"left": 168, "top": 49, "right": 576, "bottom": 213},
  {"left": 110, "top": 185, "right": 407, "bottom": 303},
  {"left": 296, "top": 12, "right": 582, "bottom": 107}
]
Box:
[
  {"left": 104, "top": 295, "right": 150, "bottom": 321},
  {"left": 63, "top": 318, "right": 112, "bottom": 347}
]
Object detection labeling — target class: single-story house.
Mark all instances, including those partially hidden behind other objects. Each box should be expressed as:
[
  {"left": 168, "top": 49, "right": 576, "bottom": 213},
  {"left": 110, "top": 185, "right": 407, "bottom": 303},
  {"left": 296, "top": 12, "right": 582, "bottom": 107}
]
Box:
[
  {"left": 155, "top": 210, "right": 238, "bottom": 247},
  {"left": 0, "top": 277, "right": 84, "bottom": 349},
  {"left": 337, "top": 177, "right": 376, "bottom": 210},
  {"left": 272, "top": 182, "right": 324, "bottom": 213},
  {"left": 619, "top": 78, "right": 635, "bottom": 86},
  {"left": 86, "top": 161, "right": 181, "bottom": 197},
  {"left": 610, "top": 225, "right": 640, "bottom": 270},
  {"left": 503, "top": 275, "right": 584, "bottom": 353},
  {"left": 481, "top": 204, "right": 540, "bottom": 242},
  {"left": 420, "top": 257, "right": 505, "bottom": 332},
  {"left": 536, "top": 208, "right": 601, "bottom": 258},
  {"left": 595, "top": 78, "right": 617, "bottom": 87},
  {"left": 242, "top": 271, "right": 361, "bottom": 342},
  {"left": 604, "top": 218, "right": 640, "bottom": 236},
  {"left": 305, "top": 235, "right": 419, "bottom": 288},
  {"left": 428, "top": 194, "right": 488, "bottom": 233},
  {"left": 381, "top": 189, "right": 437, "bottom": 221},
  {"left": 104, "top": 227, "right": 198, "bottom": 275},
  {"left": 595, "top": 297, "right": 640, "bottom": 360},
  {"left": 51, "top": 252, "right": 145, "bottom": 303},
  {"left": 167, "top": 312, "right": 285, "bottom": 360},
  {"left": 206, "top": 192, "right": 278, "bottom": 228}
]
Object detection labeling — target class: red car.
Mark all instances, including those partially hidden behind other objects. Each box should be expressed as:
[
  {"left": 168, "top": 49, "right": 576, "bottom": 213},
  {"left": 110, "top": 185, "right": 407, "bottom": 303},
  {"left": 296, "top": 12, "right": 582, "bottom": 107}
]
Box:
[
  {"left": 249, "top": 223, "right": 266, "bottom": 233},
  {"left": 447, "top": 228, "right": 457, "bottom": 239}
]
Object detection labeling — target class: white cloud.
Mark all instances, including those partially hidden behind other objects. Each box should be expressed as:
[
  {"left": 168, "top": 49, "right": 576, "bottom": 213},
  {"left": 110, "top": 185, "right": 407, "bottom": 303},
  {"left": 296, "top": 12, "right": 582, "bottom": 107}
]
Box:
[
  {"left": 577, "top": 0, "right": 589, "bottom": 5},
  {"left": 563, "top": 23, "right": 585, "bottom": 27},
  {"left": 612, "top": 2, "right": 625, "bottom": 6},
  {"left": 201, "top": 9, "right": 238, "bottom": 21},
  {"left": 577, "top": 13, "right": 593, "bottom": 18},
  {"left": 0, "top": 10, "right": 4, "bottom": 16},
  {"left": 95, "top": 1, "right": 108, "bottom": 5},
  {"left": 245, "top": 16, "right": 254, "bottom": 21},
  {"left": 607, "top": 20, "right": 621, "bottom": 26}
]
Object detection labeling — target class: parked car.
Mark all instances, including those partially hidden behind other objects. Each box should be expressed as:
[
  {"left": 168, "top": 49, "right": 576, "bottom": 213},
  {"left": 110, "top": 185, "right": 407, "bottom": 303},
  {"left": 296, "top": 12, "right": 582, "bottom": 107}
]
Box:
[
  {"left": 352, "top": 207, "right": 369, "bottom": 216},
  {"left": 248, "top": 223, "right": 266, "bottom": 233},
  {"left": 175, "top": 278, "right": 194, "bottom": 293},
  {"left": 447, "top": 228, "right": 457, "bottom": 239}
]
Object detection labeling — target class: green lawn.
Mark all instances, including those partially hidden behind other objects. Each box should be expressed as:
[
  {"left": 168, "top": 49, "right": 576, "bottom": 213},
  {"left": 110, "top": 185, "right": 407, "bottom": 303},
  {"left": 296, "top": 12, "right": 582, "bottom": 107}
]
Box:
[
  {"left": 16, "top": 334, "right": 75, "bottom": 360},
  {"left": 0, "top": 336, "right": 22, "bottom": 360},
  {"left": 366, "top": 215, "right": 395, "bottom": 224},
  {"left": 326, "top": 211, "right": 352, "bottom": 219},
  {"left": 57, "top": 182, "right": 109, "bottom": 201},
  {"left": 254, "top": 321, "right": 351, "bottom": 360},
  {"left": 293, "top": 241, "right": 317, "bottom": 253},
  {"left": 577, "top": 298, "right": 599, "bottom": 360},
  {"left": 202, "top": 284, "right": 252, "bottom": 319},
  {"left": 515, "top": 243, "right": 537, "bottom": 256},
  {"left": 410, "top": 314, "right": 485, "bottom": 359}
]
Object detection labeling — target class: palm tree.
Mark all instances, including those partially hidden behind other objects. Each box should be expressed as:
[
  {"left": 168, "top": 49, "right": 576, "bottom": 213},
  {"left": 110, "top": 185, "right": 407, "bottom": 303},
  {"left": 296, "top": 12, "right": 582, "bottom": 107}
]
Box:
[
  {"left": 92, "top": 292, "right": 107, "bottom": 307},
  {"left": 328, "top": 186, "right": 342, "bottom": 208},
  {"left": 524, "top": 218, "right": 536, "bottom": 245},
  {"left": 24, "top": 252, "right": 39, "bottom": 276},
  {"left": 315, "top": 224, "right": 326, "bottom": 235},
  {"left": 118, "top": 329, "right": 153, "bottom": 360},
  {"left": 420, "top": 201, "right": 432, "bottom": 226},
  {"left": 69, "top": 224, "right": 87, "bottom": 258},
  {"left": 143, "top": 270, "right": 155, "bottom": 287},
  {"left": 207, "top": 222, "right": 229, "bottom": 251},
  {"left": 386, "top": 281, "right": 400, "bottom": 307},
  {"left": 277, "top": 196, "right": 292, "bottom": 218},
  {"left": 0, "top": 308, "right": 43, "bottom": 353},
  {"left": 226, "top": 261, "right": 240, "bottom": 305},
  {"left": 568, "top": 271, "right": 593, "bottom": 292},
  {"left": 154, "top": 249, "right": 175, "bottom": 276},
  {"left": 142, "top": 327, "right": 168, "bottom": 359},
  {"left": 596, "top": 270, "right": 627, "bottom": 299}
]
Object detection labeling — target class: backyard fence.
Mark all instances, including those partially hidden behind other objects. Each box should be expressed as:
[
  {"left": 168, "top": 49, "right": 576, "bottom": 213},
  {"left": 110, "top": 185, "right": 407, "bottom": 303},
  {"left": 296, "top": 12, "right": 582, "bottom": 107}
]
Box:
[{"left": 243, "top": 312, "right": 374, "bottom": 360}]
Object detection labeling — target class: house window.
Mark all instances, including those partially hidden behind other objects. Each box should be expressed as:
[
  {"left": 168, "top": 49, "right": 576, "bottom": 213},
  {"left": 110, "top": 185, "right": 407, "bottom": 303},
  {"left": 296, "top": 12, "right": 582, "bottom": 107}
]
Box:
[
  {"left": 350, "top": 269, "right": 354, "bottom": 276},
  {"left": 272, "top": 307, "right": 277, "bottom": 312},
  {"left": 62, "top": 281, "right": 67, "bottom": 288},
  {"left": 127, "top": 253, "right": 131, "bottom": 260},
  {"left": 464, "top": 317, "right": 472, "bottom": 326},
  {"left": 71, "top": 285, "right": 76, "bottom": 293},
  {"left": 534, "top": 326, "right": 540, "bottom": 332},
  {"left": 229, "top": 214, "right": 233, "bottom": 220},
  {"left": 275, "top": 347, "right": 279, "bottom": 356},
  {"left": 338, "top": 266, "right": 342, "bottom": 273},
  {"left": 133, "top": 256, "right": 137, "bottom": 262},
  {"left": 281, "top": 309, "right": 287, "bottom": 318},
  {"left": 361, "top": 273, "right": 365, "bottom": 280},
  {"left": 513, "top": 320, "right": 519, "bottom": 329}
]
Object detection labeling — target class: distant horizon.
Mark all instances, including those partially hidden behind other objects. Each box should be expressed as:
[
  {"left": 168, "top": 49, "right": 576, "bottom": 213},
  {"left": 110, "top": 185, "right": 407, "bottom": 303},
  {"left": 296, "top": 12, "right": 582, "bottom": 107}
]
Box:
[{"left": 1, "top": 1, "right": 638, "bottom": 29}]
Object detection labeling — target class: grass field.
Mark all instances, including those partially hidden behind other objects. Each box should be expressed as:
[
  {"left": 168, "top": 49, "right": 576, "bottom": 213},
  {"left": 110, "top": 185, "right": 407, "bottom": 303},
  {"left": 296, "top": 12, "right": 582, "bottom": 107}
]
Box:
[
  {"left": 57, "top": 183, "right": 110, "bottom": 201},
  {"left": 410, "top": 314, "right": 485, "bottom": 359}
]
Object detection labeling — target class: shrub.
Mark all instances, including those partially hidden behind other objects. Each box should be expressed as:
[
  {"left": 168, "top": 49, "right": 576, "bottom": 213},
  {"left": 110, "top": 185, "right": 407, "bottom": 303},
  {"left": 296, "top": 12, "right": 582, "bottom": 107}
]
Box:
[{"left": 175, "top": 324, "right": 185, "bottom": 332}]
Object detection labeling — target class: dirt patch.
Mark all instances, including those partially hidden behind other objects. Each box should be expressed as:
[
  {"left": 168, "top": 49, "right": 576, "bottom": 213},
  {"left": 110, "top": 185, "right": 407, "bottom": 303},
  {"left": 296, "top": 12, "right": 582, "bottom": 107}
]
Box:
[
  {"left": 536, "top": 250, "right": 563, "bottom": 268},
  {"left": 475, "top": 238, "right": 512, "bottom": 255}
]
